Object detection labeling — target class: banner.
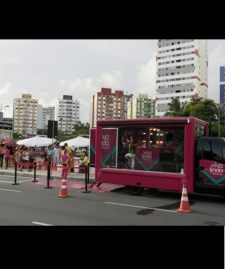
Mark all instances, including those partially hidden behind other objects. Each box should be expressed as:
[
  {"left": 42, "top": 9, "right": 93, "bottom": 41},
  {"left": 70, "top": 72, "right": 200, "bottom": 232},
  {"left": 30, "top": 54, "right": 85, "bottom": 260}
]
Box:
[
  {"left": 90, "top": 128, "right": 96, "bottom": 166},
  {"left": 101, "top": 128, "right": 117, "bottom": 167},
  {"left": 90, "top": 128, "right": 118, "bottom": 167}
]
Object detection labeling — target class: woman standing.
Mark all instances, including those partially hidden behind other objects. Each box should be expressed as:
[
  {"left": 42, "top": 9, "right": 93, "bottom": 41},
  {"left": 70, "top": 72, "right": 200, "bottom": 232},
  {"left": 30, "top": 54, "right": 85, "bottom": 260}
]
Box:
[
  {"left": 22, "top": 147, "right": 30, "bottom": 171},
  {"left": 14, "top": 147, "right": 23, "bottom": 171},
  {"left": 61, "top": 149, "right": 69, "bottom": 180},
  {"left": 0, "top": 144, "right": 5, "bottom": 169},
  {"left": 47, "top": 145, "right": 53, "bottom": 166},
  {"left": 4, "top": 146, "right": 10, "bottom": 169},
  {"left": 79, "top": 151, "right": 89, "bottom": 173},
  {"left": 28, "top": 147, "right": 36, "bottom": 172}
]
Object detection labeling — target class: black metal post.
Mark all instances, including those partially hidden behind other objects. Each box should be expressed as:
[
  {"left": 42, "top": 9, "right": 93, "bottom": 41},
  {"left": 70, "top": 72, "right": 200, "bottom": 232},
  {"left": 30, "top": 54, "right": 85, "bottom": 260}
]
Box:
[
  {"left": 32, "top": 161, "right": 38, "bottom": 182},
  {"left": 87, "top": 163, "right": 90, "bottom": 183},
  {"left": 12, "top": 160, "right": 19, "bottom": 185},
  {"left": 82, "top": 165, "right": 90, "bottom": 193},
  {"left": 45, "top": 159, "right": 52, "bottom": 189}
]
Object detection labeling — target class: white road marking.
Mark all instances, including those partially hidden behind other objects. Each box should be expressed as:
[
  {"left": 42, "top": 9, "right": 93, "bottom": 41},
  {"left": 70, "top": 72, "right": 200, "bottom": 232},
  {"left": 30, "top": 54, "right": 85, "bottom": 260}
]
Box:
[
  {"left": 0, "top": 175, "right": 29, "bottom": 179},
  {"left": 32, "top": 222, "right": 53, "bottom": 226},
  {"left": 105, "top": 202, "right": 177, "bottom": 213},
  {"left": 0, "top": 188, "right": 22, "bottom": 192},
  {"left": 0, "top": 180, "right": 31, "bottom": 184}
]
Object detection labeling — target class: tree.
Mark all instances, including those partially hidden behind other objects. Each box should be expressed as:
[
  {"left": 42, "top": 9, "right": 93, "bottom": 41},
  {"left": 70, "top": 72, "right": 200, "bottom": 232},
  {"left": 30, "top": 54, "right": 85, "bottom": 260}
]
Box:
[
  {"left": 72, "top": 121, "right": 90, "bottom": 137},
  {"left": 12, "top": 132, "right": 23, "bottom": 140},
  {"left": 164, "top": 97, "right": 225, "bottom": 137},
  {"left": 54, "top": 121, "right": 90, "bottom": 142},
  {"left": 182, "top": 97, "right": 218, "bottom": 122},
  {"left": 37, "top": 128, "right": 48, "bottom": 136},
  {"left": 164, "top": 98, "right": 186, "bottom": 117}
]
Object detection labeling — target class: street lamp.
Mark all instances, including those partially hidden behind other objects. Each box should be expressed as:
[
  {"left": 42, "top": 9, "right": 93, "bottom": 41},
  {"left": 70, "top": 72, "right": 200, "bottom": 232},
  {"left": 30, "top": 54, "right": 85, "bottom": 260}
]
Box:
[
  {"left": 0, "top": 104, "right": 9, "bottom": 122},
  {"left": 0, "top": 104, "right": 9, "bottom": 111},
  {"left": 58, "top": 116, "right": 64, "bottom": 142},
  {"left": 216, "top": 103, "right": 224, "bottom": 137},
  {"left": 0, "top": 104, "right": 9, "bottom": 112}
]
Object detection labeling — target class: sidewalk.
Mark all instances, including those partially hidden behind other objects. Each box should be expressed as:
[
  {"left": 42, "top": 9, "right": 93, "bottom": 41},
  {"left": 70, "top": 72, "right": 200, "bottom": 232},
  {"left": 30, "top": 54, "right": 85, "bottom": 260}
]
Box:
[{"left": 0, "top": 167, "right": 95, "bottom": 182}]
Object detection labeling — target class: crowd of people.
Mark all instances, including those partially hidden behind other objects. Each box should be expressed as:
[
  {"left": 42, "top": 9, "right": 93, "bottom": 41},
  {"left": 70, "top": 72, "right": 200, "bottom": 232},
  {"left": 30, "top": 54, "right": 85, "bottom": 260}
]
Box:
[
  {"left": 0, "top": 142, "right": 89, "bottom": 179},
  {"left": 0, "top": 144, "right": 16, "bottom": 169}
]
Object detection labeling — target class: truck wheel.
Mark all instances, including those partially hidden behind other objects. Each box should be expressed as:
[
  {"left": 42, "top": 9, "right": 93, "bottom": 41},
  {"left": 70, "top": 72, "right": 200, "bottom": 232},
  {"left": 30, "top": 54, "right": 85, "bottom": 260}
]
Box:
[{"left": 126, "top": 186, "right": 144, "bottom": 196}]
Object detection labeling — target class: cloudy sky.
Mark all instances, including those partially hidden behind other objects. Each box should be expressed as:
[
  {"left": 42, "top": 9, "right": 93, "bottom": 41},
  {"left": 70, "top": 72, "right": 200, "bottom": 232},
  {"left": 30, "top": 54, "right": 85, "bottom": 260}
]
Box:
[{"left": 0, "top": 39, "right": 224, "bottom": 123}]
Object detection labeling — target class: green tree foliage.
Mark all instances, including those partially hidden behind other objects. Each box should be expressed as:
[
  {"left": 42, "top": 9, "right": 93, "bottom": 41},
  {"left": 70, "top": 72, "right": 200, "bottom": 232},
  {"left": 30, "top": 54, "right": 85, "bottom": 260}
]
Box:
[
  {"left": 164, "top": 98, "right": 186, "bottom": 117},
  {"left": 182, "top": 97, "right": 218, "bottom": 122},
  {"left": 72, "top": 121, "right": 90, "bottom": 137},
  {"left": 55, "top": 121, "right": 90, "bottom": 142},
  {"left": 12, "top": 132, "right": 23, "bottom": 140},
  {"left": 164, "top": 97, "right": 225, "bottom": 137},
  {"left": 37, "top": 128, "right": 48, "bottom": 136}
]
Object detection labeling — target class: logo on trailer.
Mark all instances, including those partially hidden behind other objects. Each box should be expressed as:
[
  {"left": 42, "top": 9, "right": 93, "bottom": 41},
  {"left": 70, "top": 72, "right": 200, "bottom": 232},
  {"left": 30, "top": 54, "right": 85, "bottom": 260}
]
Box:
[
  {"left": 102, "top": 135, "right": 109, "bottom": 148},
  {"left": 142, "top": 150, "right": 152, "bottom": 161},
  {"left": 209, "top": 162, "right": 223, "bottom": 175}
]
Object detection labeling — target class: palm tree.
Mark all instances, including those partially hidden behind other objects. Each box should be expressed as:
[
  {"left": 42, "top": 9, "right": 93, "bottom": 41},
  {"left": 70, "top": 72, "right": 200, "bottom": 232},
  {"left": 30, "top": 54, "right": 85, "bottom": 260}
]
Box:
[{"left": 164, "top": 98, "right": 186, "bottom": 117}]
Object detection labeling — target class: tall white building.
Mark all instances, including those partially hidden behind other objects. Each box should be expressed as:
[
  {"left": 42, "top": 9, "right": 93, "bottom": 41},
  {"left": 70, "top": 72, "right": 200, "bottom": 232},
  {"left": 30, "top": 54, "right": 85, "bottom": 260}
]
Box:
[
  {"left": 37, "top": 104, "right": 43, "bottom": 130},
  {"left": 13, "top": 94, "right": 38, "bottom": 136},
  {"left": 42, "top": 107, "right": 55, "bottom": 129},
  {"left": 37, "top": 105, "right": 55, "bottom": 130},
  {"left": 56, "top": 95, "right": 80, "bottom": 136},
  {"left": 155, "top": 39, "right": 208, "bottom": 117}
]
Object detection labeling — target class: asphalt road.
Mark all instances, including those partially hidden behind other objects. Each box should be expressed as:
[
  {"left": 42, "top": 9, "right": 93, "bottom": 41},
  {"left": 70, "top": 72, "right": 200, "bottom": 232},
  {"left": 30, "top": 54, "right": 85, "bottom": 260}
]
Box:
[{"left": 0, "top": 173, "right": 225, "bottom": 226}]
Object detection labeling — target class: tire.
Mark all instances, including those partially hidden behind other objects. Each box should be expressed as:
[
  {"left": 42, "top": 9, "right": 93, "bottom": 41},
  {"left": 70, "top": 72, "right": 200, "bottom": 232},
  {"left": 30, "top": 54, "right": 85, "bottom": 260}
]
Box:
[{"left": 126, "top": 186, "right": 144, "bottom": 196}]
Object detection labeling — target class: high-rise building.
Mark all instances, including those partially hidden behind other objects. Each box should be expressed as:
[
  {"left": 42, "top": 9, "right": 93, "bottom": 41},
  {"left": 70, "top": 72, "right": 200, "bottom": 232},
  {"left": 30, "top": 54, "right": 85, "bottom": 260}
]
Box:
[
  {"left": 219, "top": 66, "right": 225, "bottom": 112},
  {"left": 127, "top": 93, "right": 155, "bottom": 119},
  {"left": 37, "top": 105, "right": 55, "bottom": 130},
  {"left": 56, "top": 95, "right": 80, "bottom": 136},
  {"left": 37, "top": 104, "right": 43, "bottom": 130},
  {"left": 42, "top": 107, "right": 55, "bottom": 129},
  {"left": 13, "top": 94, "right": 38, "bottom": 136},
  {"left": 155, "top": 40, "right": 208, "bottom": 117},
  {"left": 90, "top": 88, "right": 133, "bottom": 128}
]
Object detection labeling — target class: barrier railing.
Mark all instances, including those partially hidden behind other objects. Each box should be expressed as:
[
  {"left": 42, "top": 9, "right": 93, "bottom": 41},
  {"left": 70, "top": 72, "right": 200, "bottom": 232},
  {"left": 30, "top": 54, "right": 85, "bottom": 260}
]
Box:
[{"left": 12, "top": 160, "right": 90, "bottom": 190}]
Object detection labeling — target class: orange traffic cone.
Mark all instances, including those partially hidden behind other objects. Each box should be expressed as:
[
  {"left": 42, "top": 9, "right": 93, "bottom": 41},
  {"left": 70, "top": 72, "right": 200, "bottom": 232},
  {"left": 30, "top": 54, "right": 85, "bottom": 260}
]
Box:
[
  {"left": 58, "top": 179, "right": 70, "bottom": 198},
  {"left": 177, "top": 184, "right": 193, "bottom": 213}
]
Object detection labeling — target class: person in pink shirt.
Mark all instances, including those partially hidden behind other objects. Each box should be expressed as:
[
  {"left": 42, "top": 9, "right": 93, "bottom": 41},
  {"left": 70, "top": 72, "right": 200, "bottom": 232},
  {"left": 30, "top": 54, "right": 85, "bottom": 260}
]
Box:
[
  {"left": 61, "top": 149, "right": 69, "bottom": 180},
  {"left": 4, "top": 146, "right": 10, "bottom": 169}
]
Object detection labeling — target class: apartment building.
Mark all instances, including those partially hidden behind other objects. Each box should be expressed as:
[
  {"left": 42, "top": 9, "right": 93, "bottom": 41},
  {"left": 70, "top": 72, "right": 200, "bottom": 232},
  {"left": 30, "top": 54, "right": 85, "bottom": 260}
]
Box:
[
  {"left": 56, "top": 95, "right": 80, "bottom": 136},
  {"left": 13, "top": 94, "right": 38, "bottom": 136},
  {"left": 37, "top": 105, "right": 56, "bottom": 130},
  {"left": 127, "top": 93, "right": 155, "bottom": 119},
  {"left": 90, "top": 88, "right": 133, "bottom": 128},
  {"left": 155, "top": 39, "right": 208, "bottom": 117},
  {"left": 42, "top": 107, "right": 55, "bottom": 129}
]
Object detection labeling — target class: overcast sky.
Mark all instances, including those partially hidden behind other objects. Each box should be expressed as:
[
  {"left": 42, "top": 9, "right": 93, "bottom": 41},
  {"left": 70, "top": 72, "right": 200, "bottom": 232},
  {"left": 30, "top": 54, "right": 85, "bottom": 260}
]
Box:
[{"left": 0, "top": 39, "right": 224, "bottom": 123}]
